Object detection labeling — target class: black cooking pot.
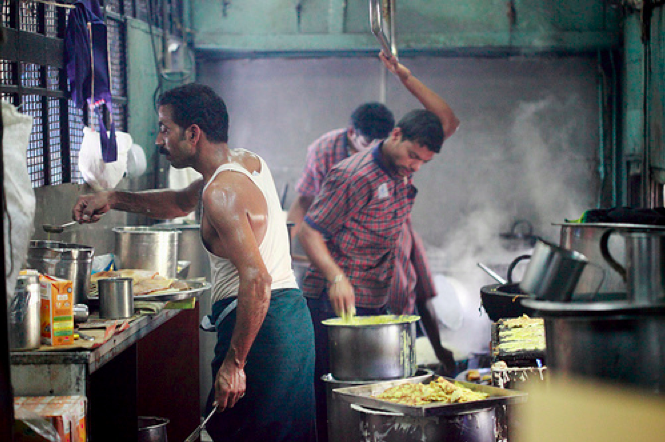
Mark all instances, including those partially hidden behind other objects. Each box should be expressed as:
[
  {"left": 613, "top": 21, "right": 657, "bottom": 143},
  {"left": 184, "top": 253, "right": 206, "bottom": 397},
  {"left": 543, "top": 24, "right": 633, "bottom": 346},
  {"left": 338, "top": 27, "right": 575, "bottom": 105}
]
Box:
[
  {"left": 480, "top": 283, "right": 530, "bottom": 322},
  {"left": 479, "top": 254, "right": 533, "bottom": 321}
]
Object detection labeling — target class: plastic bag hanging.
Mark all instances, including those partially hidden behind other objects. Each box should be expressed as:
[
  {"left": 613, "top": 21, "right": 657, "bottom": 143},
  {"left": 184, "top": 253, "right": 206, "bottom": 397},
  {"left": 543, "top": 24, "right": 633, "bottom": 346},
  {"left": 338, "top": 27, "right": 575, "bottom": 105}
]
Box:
[{"left": 64, "top": 0, "right": 117, "bottom": 163}]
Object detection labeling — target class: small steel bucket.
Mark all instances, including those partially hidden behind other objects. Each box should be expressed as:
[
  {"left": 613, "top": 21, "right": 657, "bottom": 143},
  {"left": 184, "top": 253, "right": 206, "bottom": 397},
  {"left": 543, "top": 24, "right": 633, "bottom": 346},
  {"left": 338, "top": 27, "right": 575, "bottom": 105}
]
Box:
[
  {"left": 138, "top": 417, "right": 169, "bottom": 442},
  {"left": 519, "top": 239, "right": 604, "bottom": 302}
]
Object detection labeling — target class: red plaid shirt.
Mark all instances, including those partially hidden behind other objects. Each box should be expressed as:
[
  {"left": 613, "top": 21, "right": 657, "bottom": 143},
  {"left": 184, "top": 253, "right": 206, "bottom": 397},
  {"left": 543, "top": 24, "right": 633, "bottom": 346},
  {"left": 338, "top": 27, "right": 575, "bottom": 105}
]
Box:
[
  {"left": 388, "top": 216, "right": 437, "bottom": 314},
  {"left": 302, "top": 144, "right": 417, "bottom": 308},
  {"left": 296, "top": 128, "right": 351, "bottom": 197}
]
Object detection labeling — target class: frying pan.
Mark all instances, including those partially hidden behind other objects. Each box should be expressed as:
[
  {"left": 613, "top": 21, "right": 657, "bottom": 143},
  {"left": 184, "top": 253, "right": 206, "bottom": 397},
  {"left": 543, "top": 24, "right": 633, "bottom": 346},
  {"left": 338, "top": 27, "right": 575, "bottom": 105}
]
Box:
[{"left": 478, "top": 255, "right": 532, "bottom": 321}]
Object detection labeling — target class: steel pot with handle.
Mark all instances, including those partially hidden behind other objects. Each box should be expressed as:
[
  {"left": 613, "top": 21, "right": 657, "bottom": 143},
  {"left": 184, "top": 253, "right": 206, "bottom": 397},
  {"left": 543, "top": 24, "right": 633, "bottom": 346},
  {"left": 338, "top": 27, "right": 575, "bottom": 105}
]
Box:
[
  {"left": 27, "top": 240, "right": 94, "bottom": 304},
  {"left": 600, "top": 229, "right": 665, "bottom": 305}
]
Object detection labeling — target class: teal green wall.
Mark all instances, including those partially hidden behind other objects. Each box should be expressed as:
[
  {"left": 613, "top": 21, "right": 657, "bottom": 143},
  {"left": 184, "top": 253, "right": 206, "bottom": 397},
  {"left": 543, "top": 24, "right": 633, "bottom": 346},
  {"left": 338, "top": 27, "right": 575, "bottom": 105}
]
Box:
[{"left": 192, "top": 0, "right": 621, "bottom": 55}]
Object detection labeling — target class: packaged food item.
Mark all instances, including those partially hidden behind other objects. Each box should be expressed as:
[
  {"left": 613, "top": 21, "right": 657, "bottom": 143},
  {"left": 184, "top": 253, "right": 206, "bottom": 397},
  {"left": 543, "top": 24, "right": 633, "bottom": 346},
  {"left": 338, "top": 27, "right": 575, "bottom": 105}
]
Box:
[
  {"left": 14, "top": 395, "right": 87, "bottom": 442},
  {"left": 39, "top": 274, "right": 74, "bottom": 346}
]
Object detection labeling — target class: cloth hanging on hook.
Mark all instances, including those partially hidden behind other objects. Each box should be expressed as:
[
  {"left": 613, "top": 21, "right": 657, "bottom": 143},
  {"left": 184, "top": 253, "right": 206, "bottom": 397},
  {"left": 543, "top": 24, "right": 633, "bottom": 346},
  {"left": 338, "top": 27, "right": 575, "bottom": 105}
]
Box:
[{"left": 63, "top": 0, "right": 117, "bottom": 163}]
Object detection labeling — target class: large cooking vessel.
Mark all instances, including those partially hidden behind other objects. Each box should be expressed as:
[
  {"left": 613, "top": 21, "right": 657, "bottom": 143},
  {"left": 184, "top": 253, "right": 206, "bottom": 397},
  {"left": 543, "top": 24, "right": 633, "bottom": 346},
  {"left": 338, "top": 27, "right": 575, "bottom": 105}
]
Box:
[
  {"left": 323, "top": 369, "right": 432, "bottom": 442},
  {"left": 323, "top": 315, "right": 419, "bottom": 381},
  {"left": 522, "top": 298, "right": 665, "bottom": 394},
  {"left": 351, "top": 403, "right": 495, "bottom": 442},
  {"left": 114, "top": 227, "right": 180, "bottom": 278},
  {"left": 26, "top": 240, "right": 94, "bottom": 304}
]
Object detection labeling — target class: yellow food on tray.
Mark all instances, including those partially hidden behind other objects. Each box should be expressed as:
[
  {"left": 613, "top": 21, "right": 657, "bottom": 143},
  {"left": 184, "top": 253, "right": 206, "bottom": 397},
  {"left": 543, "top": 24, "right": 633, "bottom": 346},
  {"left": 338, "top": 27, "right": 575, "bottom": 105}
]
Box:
[{"left": 374, "top": 376, "right": 489, "bottom": 406}]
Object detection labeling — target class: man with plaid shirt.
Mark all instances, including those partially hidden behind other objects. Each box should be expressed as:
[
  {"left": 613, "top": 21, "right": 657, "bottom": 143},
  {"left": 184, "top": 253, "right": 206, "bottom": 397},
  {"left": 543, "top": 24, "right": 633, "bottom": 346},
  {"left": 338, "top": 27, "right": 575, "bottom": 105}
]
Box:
[{"left": 298, "top": 52, "right": 460, "bottom": 442}]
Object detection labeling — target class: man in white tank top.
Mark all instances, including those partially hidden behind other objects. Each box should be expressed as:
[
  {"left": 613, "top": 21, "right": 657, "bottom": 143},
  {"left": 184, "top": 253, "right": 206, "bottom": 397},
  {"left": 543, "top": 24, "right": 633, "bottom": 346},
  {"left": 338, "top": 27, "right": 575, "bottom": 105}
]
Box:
[{"left": 72, "top": 84, "right": 316, "bottom": 442}]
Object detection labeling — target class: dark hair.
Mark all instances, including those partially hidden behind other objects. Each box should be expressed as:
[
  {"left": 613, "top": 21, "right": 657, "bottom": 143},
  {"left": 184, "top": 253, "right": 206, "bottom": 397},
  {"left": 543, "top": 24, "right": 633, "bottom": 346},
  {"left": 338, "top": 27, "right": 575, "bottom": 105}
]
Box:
[
  {"left": 397, "top": 109, "right": 444, "bottom": 153},
  {"left": 350, "top": 102, "right": 395, "bottom": 141},
  {"left": 158, "top": 83, "right": 229, "bottom": 143}
]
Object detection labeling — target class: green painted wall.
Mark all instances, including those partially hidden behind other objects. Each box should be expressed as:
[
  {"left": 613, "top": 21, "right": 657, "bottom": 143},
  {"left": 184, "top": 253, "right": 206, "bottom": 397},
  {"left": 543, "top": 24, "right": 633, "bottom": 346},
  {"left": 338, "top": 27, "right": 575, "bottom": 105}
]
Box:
[{"left": 192, "top": 0, "right": 621, "bottom": 55}]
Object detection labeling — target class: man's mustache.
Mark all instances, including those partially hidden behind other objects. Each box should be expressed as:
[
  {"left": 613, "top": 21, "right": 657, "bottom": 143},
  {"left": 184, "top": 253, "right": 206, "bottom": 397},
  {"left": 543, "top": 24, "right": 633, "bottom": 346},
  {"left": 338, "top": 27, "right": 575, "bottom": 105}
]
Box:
[{"left": 156, "top": 145, "right": 168, "bottom": 155}]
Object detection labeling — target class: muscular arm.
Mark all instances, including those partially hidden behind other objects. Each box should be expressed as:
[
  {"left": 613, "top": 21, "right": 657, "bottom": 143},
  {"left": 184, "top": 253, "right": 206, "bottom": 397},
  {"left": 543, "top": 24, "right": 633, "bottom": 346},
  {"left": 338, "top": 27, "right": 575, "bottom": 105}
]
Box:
[
  {"left": 203, "top": 173, "right": 272, "bottom": 410},
  {"left": 298, "top": 222, "right": 354, "bottom": 316},
  {"left": 72, "top": 179, "right": 204, "bottom": 222},
  {"left": 379, "top": 52, "right": 460, "bottom": 141}
]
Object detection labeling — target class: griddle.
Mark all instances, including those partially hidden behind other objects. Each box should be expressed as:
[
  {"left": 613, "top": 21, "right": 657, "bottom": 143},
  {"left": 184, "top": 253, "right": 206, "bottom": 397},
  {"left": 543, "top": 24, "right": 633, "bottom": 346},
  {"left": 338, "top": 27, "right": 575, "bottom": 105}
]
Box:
[{"left": 491, "top": 321, "right": 546, "bottom": 367}]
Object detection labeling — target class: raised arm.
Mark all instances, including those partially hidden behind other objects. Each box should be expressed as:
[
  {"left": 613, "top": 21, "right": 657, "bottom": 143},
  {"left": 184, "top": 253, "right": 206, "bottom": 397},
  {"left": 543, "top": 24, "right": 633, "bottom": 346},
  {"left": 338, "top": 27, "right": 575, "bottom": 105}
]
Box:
[
  {"left": 72, "top": 178, "right": 204, "bottom": 222},
  {"left": 379, "top": 51, "right": 460, "bottom": 141}
]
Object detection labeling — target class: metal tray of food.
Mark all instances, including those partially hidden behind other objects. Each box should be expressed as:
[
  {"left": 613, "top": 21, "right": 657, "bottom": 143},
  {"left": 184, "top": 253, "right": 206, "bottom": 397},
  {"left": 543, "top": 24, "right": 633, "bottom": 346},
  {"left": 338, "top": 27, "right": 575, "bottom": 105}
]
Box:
[
  {"left": 88, "top": 279, "right": 211, "bottom": 302},
  {"left": 333, "top": 374, "right": 527, "bottom": 417}
]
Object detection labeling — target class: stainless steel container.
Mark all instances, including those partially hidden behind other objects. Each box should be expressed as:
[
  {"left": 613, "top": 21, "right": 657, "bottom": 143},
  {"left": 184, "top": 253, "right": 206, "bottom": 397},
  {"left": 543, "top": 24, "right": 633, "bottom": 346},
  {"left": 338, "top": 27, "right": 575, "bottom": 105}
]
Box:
[
  {"left": 138, "top": 417, "right": 169, "bottom": 442},
  {"left": 153, "top": 223, "right": 210, "bottom": 281},
  {"left": 27, "top": 240, "right": 94, "bottom": 304},
  {"left": 323, "top": 315, "right": 419, "bottom": 381},
  {"left": 600, "top": 229, "right": 665, "bottom": 304},
  {"left": 557, "top": 223, "right": 665, "bottom": 297},
  {"left": 99, "top": 277, "right": 134, "bottom": 319},
  {"left": 522, "top": 299, "right": 665, "bottom": 394},
  {"left": 9, "top": 271, "right": 41, "bottom": 350},
  {"left": 519, "top": 239, "right": 593, "bottom": 302},
  {"left": 114, "top": 227, "right": 180, "bottom": 278},
  {"left": 352, "top": 403, "right": 496, "bottom": 442},
  {"left": 324, "top": 369, "right": 432, "bottom": 442}
]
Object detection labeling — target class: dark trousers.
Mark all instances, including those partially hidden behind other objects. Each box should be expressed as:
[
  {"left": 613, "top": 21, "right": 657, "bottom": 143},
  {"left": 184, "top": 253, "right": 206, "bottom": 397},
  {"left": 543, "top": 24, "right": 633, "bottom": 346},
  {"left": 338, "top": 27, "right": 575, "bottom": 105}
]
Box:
[
  {"left": 306, "top": 295, "right": 387, "bottom": 442},
  {"left": 206, "top": 289, "right": 316, "bottom": 442}
]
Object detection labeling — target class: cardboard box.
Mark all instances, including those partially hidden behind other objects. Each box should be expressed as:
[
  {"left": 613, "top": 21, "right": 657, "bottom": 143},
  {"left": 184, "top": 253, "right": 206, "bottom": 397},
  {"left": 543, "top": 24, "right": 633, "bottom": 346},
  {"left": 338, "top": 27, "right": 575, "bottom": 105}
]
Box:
[
  {"left": 39, "top": 274, "right": 74, "bottom": 346},
  {"left": 14, "top": 396, "right": 87, "bottom": 442}
]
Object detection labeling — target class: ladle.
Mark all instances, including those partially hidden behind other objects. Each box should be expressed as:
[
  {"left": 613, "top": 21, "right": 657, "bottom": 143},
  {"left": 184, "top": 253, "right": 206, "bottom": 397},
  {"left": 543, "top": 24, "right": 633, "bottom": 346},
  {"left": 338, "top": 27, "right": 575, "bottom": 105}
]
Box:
[
  {"left": 476, "top": 262, "right": 507, "bottom": 285},
  {"left": 42, "top": 220, "right": 78, "bottom": 234}
]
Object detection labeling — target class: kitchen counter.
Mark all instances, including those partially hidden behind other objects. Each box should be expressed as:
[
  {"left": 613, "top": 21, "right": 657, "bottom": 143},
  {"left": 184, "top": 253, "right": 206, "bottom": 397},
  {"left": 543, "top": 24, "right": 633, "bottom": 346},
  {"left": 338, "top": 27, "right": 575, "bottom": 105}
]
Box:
[{"left": 10, "top": 308, "right": 200, "bottom": 442}]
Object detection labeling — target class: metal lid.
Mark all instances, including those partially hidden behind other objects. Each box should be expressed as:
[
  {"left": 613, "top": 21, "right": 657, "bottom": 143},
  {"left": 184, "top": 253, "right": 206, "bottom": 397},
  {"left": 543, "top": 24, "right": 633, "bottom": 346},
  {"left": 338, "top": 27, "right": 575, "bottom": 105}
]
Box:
[
  {"left": 28, "top": 240, "right": 94, "bottom": 259},
  {"left": 522, "top": 298, "right": 665, "bottom": 316},
  {"left": 113, "top": 226, "right": 181, "bottom": 234},
  {"left": 554, "top": 222, "right": 665, "bottom": 230}
]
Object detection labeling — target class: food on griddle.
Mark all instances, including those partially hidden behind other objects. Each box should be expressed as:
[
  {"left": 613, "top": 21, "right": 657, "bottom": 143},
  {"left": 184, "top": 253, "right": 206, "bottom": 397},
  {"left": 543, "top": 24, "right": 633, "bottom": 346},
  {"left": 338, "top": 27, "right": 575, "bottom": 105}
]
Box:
[
  {"left": 496, "top": 314, "right": 545, "bottom": 353},
  {"left": 466, "top": 370, "right": 481, "bottom": 381},
  {"left": 374, "top": 376, "right": 489, "bottom": 406}
]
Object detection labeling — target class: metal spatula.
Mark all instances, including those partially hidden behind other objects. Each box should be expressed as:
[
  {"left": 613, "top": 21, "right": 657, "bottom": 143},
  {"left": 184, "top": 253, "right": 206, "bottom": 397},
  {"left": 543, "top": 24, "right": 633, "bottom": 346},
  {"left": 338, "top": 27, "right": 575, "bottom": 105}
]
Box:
[{"left": 184, "top": 405, "right": 218, "bottom": 442}]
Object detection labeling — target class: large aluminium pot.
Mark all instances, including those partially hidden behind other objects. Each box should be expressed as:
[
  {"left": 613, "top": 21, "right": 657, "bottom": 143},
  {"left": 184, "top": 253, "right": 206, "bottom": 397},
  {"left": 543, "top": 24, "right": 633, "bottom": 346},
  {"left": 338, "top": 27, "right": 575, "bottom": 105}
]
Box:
[
  {"left": 324, "top": 369, "right": 432, "bottom": 442},
  {"left": 26, "top": 240, "right": 94, "bottom": 304},
  {"left": 323, "top": 315, "right": 419, "bottom": 381},
  {"left": 522, "top": 298, "right": 665, "bottom": 394},
  {"left": 114, "top": 227, "right": 181, "bottom": 278},
  {"left": 351, "top": 403, "right": 495, "bottom": 442}
]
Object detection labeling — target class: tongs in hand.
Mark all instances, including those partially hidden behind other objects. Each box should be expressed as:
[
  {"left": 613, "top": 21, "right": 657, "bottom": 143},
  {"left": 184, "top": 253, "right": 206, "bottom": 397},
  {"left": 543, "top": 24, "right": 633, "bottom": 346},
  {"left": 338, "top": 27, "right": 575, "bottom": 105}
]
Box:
[{"left": 184, "top": 405, "right": 218, "bottom": 442}]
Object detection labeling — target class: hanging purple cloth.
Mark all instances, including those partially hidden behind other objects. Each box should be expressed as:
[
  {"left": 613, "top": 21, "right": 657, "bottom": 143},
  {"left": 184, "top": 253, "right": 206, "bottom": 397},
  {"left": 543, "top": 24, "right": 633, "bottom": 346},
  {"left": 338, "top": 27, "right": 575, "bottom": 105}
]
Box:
[{"left": 64, "top": 0, "right": 117, "bottom": 162}]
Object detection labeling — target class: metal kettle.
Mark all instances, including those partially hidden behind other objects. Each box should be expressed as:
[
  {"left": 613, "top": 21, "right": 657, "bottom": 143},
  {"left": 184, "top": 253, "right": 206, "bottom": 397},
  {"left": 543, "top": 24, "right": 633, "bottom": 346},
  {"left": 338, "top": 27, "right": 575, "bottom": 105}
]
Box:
[{"left": 600, "top": 229, "right": 665, "bottom": 304}]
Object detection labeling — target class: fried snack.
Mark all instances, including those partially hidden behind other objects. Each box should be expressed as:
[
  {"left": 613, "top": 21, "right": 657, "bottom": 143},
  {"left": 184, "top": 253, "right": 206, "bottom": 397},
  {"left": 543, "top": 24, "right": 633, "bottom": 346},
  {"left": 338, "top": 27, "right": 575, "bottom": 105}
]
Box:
[{"left": 374, "top": 376, "right": 489, "bottom": 406}]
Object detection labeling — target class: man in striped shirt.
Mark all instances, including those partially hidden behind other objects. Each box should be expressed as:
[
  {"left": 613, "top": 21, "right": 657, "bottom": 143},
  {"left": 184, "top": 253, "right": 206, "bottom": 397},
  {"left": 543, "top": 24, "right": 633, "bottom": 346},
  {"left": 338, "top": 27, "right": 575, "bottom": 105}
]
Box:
[{"left": 298, "top": 52, "right": 460, "bottom": 442}]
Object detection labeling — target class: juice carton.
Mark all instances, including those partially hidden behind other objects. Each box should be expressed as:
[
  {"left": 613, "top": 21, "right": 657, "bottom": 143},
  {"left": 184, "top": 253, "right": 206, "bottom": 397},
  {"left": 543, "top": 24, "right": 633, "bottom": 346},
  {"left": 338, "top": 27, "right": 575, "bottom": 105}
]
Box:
[
  {"left": 15, "top": 395, "right": 88, "bottom": 442},
  {"left": 39, "top": 274, "right": 74, "bottom": 346}
]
